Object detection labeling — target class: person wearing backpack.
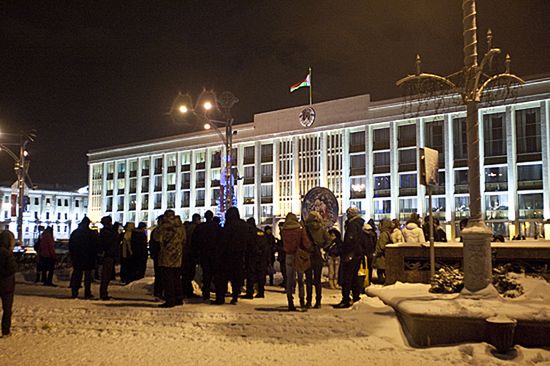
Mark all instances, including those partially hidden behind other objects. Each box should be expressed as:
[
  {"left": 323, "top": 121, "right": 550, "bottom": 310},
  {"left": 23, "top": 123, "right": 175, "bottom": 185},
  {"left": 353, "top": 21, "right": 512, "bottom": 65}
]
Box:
[{"left": 0, "top": 230, "right": 17, "bottom": 337}]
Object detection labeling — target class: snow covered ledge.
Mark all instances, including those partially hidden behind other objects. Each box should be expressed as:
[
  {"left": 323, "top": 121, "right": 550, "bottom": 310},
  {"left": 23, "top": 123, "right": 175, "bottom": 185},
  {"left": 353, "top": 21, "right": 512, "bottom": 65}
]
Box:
[{"left": 365, "top": 277, "right": 550, "bottom": 348}]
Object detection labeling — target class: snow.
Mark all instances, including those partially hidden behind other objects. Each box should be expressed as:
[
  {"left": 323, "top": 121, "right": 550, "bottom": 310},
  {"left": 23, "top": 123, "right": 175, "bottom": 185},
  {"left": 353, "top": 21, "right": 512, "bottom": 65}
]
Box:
[{"left": 1, "top": 268, "right": 549, "bottom": 365}]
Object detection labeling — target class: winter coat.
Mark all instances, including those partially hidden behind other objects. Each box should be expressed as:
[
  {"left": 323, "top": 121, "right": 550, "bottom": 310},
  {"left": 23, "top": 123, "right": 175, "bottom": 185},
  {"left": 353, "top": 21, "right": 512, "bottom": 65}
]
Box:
[
  {"left": 99, "top": 226, "right": 120, "bottom": 259},
  {"left": 390, "top": 228, "right": 405, "bottom": 244},
  {"left": 149, "top": 227, "right": 161, "bottom": 261},
  {"left": 69, "top": 222, "right": 98, "bottom": 271},
  {"left": 304, "top": 211, "right": 332, "bottom": 261},
  {"left": 158, "top": 215, "right": 186, "bottom": 268},
  {"left": 373, "top": 219, "right": 393, "bottom": 270},
  {"left": 0, "top": 231, "right": 16, "bottom": 294},
  {"left": 247, "top": 225, "right": 271, "bottom": 272},
  {"left": 38, "top": 232, "right": 56, "bottom": 259},
  {"left": 342, "top": 216, "right": 368, "bottom": 260},
  {"left": 131, "top": 229, "right": 148, "bottom": 261},
  {"left": 221, "top": 209, "right": 254, "bottom": 254},
  {"left": 434, "top": 226, "right": 447, "bottom": 242},
  {"left": 281, "top": 213, "right": 311, "bottom": 255},
  {"left": 402, "top": 222, "right": 426, "bottom": 244},
  {"left": 194, "top": 220, "right": 222, "bottom": 264}
]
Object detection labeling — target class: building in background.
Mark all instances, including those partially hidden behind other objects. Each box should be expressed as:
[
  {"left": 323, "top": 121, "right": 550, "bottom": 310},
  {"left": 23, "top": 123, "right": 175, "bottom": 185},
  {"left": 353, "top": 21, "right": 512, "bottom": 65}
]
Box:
[
  {"left": 0, "top": 183, "right": 88, "bottom": 244},
  {"left": 87, "top": 77, "right": 550, "bottom": 240}
]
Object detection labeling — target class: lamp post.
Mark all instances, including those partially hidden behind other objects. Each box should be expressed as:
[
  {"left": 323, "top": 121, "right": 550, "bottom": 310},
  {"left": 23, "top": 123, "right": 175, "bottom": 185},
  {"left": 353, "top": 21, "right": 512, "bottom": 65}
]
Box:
[
  {"left": 397, "top": 0, "right": 524, "bottom": 292},
  {"left": 173, "top": 90, "right": 239, "bottom": 214},
  {"left": 0, "top": 130, "right": 36, "bottom": 244}
]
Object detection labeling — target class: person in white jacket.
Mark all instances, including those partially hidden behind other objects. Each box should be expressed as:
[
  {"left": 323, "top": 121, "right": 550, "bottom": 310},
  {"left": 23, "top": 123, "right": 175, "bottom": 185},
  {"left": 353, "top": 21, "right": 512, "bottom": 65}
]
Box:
[
  {"left": 402, "top": 215, "right": 426, "bottom": 244},
  {"left": 390, "top": 219, "right": 404, "bottom": 244}
]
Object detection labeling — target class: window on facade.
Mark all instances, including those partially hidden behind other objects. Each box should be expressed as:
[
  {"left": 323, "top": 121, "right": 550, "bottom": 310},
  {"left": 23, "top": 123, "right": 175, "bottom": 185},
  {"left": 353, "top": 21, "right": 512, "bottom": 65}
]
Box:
[
  {"left": 117, "top": 162, "right": 126, "bottom": 178},
  {"left": 518, "top": 193, "right": 544, "bottom": 219},
  {"left": 425, "top": 120, "right": 445, "bottom": 164},
  {"left": 260, "top": 184, "right": 273, "bottom": 204},
  {"left": 261, "top": 164, "right": 273, "bottom": 183},
  {"left": 141, "top": 194, "right": 149, "bottom": 210},
  {"left": 260, "top": 205, "right": 273, "bottom": 224},
  {"left": 57, "top": 213, "right": 61, "bottom": 220},
  {"left": 154, "top": 157, "right": 163, "bottom": 174},
  {"left": 64, "top": 213, "right": 68, "bottom": 220},
  {"left": 350, "top": 154, "right": 365, "bottom": 176},
  {"left": 244, "top": 146, "right": 255, "bottom": 165},
  {"left": 141, "top": 177, "right": 150, "bottom": 193},
  {"left": 75, "top": 200, "right": 79, "bottom": 208},
  {"left": 166, "top": 154, "right": 177, "bottom": 173},
  {"left": 117, "top": 178, "right": 125, "bottom": 194},
  {"left": 129, "top": 178, "right": 137, "bottom": 194},
  {"left": 261, "top": 144, "right": 273, "bottom": 163},
  {"left": 425, "top": 196, "right": 446, "bottom": 220},
  {"left": 373, "top": 151, "right": 390, "bottom": 173},
  {"left": 195, "top": 151, "right": 206, "bottom": 170},
  {"left": 208, "top": 188, "right": 219, "bottom": 206},
  {"left": 373, "top": 175, "right": 391, "bottom": 197},
  {"left": 129, "top": 195, "right": 136, "bottom": 210},
  {"left": 373, "top": 128, "right": 390, "bottom": 150},
  {"left": 34, "top": 212, "right": 38, "bottom": 220},
  {"left": 350, "top": 177, "right": 366, "bottom": 199},
  {"left": 455, "top": 196, "right": 470, "bottom": 219},
  {"left": 244, "top": 166, "right": 255, "bottom": 184},
  {"left": 483, "top": 113, "right": 506, "bottom": 158},
  {"left": 154, "top": 193, "right": 162, "bottom": 209},
  {"left": 129, "top": 160, "right": 138, "bottom": 177},
  {"left": 106, "top": 162, "right": 115, "bottom": 179},
  {"left": 57, "top": 199, "right": 62, "bottom": 206},
  {"left": 181, "top": 152, "right": 191, "bottom": 171},
  {"left": 454, "top": 169, "right": 469, "bottom": 193},
  {"left": 373, "top": 199, "right": 391, "bottom": 220},
  {"left": 167, "top": 174, "right": 176, "bottom": 191},
  {"left": 244, "top": 185, "right": 255, "bottom": 204},
  {"left": 181, "top": 172, "right": 191, "bottom": 189},
  {"left": 34, "top": 197, "right": 39, "bottom": 205},
  {"left": 211, "top": 151, "right": 221, "bottom": 168},
  {"left": 154, "top": 176, "right": 162, "bottom": 192},
  {"left": 453, "top": 117, "right": 468, "bottom": 163},
  {"left": 141, "top": 158, "right": 150, "bottom": 176},
  {"left": 195, "top": 190, "right": 205, "bottom": 207},
  {"left": 181, "top": 191, "right": 190, "bottom": 208},
  {"left": 349, "top": 131, "right": 365, "bottom": 153},
  {"left": 196, "top": 171, "right": 205, "bottom": 188},
  {"left": 399, "top": 198, "right": 418, "bottom": 221},
  {"left": 398, "top": 124, "right": 416, "bottom": 147},
  {"left": 167, "top": 192, "right": 176, "bottom": 209},
  {"left": 92, "top": 164, "right": 103, "bottom": 180},
  {"left": 105, "top": 198, "right": 112, "bottom": 212},
  {"left": 516, "top": 108, "right": 541, "bottom": 157},
  {"left": 244, "top": 205, "right": 255, "bottom": 219},
  {"left": 398, "top": 148, "right": 416, "bottom": 171},
  {"left": 46, "top": 212, "right": 50, "bottom": 220},
  {"left": 485, "top": 194, "right": 508, "bottom": 220},
  {"left": 399, "top": 173, "right": 417, "bottom": 196},
  {"left": 117, "top": 196, "right": 124, "bottom": 211},
  {"left": 517, "top": 164, "right": 543, "bottom": 190},
  {"left": 211, "top": 169, "right": 221, "bottom": 187},
  {"left": 65, "top": 199, "right": 69, "bottom": 207},
  {"left": 484, "top": 166, "right": 508, "bottom": 192}
]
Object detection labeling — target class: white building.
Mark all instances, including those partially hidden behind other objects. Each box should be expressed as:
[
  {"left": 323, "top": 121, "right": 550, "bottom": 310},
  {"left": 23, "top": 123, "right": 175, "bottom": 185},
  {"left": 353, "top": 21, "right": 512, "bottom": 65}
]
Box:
[
  {"left": 0, "top": 183, "right": 88, "bottom": 244},
  {"left": 87, "top": 77, "right": 550, "bottom": 240}
]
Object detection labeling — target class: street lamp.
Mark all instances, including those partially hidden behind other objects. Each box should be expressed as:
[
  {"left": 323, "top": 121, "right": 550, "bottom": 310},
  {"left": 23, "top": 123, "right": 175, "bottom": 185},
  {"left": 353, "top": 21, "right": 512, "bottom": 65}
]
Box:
[
  {"left": 397, "top": 0, "right": 524, "bottom": 292},
  {"left": 0, "top": 129, "right": 37, "bottom": 244},
  {"left": 171, "top": 90, "right": 239, "bottom": 214}
]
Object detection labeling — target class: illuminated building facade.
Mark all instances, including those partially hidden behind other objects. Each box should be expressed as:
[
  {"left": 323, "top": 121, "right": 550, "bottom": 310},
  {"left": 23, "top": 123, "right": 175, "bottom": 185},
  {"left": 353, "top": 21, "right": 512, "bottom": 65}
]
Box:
[{"left": 87, "top": 77, "right": 550, "bottom": 239}]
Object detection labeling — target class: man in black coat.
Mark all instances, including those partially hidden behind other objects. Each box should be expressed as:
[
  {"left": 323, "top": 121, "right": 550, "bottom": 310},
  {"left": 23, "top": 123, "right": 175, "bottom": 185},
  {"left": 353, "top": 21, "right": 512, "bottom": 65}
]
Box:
[
  {"left": 335, "top": 207, "right": 368, "bottom": 309},
  {"left": 0, "top": 230, "right": 17, "bottom": 337},
  {"left": 69, "top": 217, "right": 98, "bottom": 299},
  {"left": 149, "top": 215, "right": 164, "bottom": 298},
  {"left": 98, "top": 216, "right": 119, "bottom": 300},
  {"left": 213, "top": 207, "right": 253, "bottom": 305},
  {"left": 244, "top": 218, "right": 270, "bottom": 299},
  {"left": 194, "top": 210, "right": 221, "bottom": 301}
]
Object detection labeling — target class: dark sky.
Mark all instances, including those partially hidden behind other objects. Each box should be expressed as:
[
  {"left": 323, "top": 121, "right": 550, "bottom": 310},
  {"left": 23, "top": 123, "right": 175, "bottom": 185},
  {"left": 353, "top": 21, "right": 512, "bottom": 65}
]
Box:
[{"left": 1, "top": 1, "right": 549, "bottom": 188}]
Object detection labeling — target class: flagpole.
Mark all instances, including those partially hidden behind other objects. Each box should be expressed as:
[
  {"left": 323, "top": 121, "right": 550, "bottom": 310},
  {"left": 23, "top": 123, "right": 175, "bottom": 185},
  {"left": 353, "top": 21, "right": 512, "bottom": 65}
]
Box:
[{"left": 309, "top": 66, "right": 312, "bottom": 105}]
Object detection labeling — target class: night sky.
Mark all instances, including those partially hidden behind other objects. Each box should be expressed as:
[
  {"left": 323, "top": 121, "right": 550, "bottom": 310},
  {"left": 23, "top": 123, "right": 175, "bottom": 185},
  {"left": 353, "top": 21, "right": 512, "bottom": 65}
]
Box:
[{"left": 1, "top": 1, "right": 549, "bottom": 188}]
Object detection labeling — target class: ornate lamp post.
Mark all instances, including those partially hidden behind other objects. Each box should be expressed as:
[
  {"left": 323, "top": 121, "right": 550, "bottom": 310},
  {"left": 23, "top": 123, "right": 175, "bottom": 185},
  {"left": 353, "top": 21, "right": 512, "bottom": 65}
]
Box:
[
  {"left": 0, "top": 130, "right": 36, "bottom": 243},
  {"left": 397, "top": 0, "right": 524, "bottom": 292},
  {"left": 172, "top": 90, "right": 239, "bottom": 214}
]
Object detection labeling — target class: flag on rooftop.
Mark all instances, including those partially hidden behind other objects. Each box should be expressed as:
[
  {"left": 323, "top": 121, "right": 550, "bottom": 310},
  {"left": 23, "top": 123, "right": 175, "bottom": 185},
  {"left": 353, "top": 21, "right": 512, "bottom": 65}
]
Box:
[{"left": 290, "top": 72, "right": 311, "bottom": 92}]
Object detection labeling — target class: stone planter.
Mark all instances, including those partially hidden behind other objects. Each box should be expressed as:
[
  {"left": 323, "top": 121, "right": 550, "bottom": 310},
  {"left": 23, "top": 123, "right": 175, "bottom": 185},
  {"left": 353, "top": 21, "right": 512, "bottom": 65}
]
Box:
[{"left": 486, "top": 316, "right": 517, "bottom": 353}]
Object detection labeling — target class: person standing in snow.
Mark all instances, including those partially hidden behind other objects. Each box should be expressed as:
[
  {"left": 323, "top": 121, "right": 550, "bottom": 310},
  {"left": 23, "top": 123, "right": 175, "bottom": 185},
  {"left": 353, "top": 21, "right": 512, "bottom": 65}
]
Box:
[
  {"left": 264, "top": 226, "right": 277, "bottom": 286},
  {"left": 390, "top": 219, "right": 404, "bottom": 244},
  {"left": 326, "top": 228, "right": 342, "bottom": 289},
  {"left": 158, "top": 210, "right": 185, "bottom": 308},
  {"left": 99, "top": 216, "right": 119, "bottom": 300},
  {"left": 304, "top": 211, "right": 331, "bottom": 309},
  {"left": 182, "top": 213, "right": 201, "bottom": 299},
  {"left": 373, "top": 218, "right": 393, "bottom": 284},
  {"left": 120, "top": 222, "right": 135, "bottom": 284},
  {"left": 335, "top": 207, "right": 368, "bottom": 309},
  {"left": 244, "top": 217, "right": 270, "bottom": 299},
  {"left": 149, "top": 215, "right": 164, "bottom": 298},
  {"left": 38, "top": 226, "right": 57, "bottom": 286},
  {"left": 69, "top": 217, "right": 98, "bottom": 299},
  {"left": 281, "top": 212, "right": 311, "bottom": 311},
  {"left": 402, "top": 214, "right": 426, "bottom": 244},
  {"left": 213, "top": 207, "right": 253, "bottom": 305},
  {"left": 133, "top": 222, "right": 148, "bottom": 280},
  {"left": 361, "top": 222, "right": 377, "bottom": 285},
  {"left": 0, "top": 230, "right": 16, "bottom": 337},
  {"left": 193, "top": 210, "right": 221, "bottom": 302}
]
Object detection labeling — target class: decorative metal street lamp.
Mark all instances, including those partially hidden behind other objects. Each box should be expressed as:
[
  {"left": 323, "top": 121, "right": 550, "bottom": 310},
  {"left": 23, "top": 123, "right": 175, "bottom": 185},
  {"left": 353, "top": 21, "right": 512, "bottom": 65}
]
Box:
[
  {"left": 397, "top": 0, "right": 524, "bottom": 292},
  {"left": 0, "top": 130, "right": 37, "bottom": 244},
  {"left": 171, "top": 90, "right": 239, "bottom": 214}
]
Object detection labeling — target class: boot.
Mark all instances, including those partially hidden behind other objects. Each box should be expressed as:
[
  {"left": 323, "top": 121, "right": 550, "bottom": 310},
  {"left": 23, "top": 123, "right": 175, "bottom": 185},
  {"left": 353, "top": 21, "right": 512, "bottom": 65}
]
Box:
[{"left": 329, "top": 279, "right": 336, "bottom": 289}]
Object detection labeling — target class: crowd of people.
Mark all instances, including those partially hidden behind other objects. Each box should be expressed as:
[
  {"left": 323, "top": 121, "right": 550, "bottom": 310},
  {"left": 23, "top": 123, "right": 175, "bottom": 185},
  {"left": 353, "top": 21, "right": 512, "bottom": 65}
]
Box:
[{"left": 0, "top": 207, "right": 452, "bottom": 337}]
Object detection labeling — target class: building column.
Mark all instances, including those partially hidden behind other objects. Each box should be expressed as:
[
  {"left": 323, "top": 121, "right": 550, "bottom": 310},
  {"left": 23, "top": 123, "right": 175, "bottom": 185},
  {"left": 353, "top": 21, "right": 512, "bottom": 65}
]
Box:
[
  {"left": 341, "top": 129, "right": 350, "bottom": 213},
  {"left": 390, "top": 123, "right": 399, "bottom": 220},
  {"left": 255, "top": 141, "right": 262, "bottom": 224},
  {"left": 365, "top": 126, "right": 373, "bottom": 219},
  {"left": 417, "top": 118, "right": 425, "bottom": 216},
  {"left": 320, "top": 131, "right": 328, "bottom": 188},
  {"left": 292, "top": 137, "right": 301, "bottom": 215},
  {"left": 541, "top": 100, "right": 550, "bottom": 220},
  {"left": 505, "top": 106, "right": 518, "bottom": 228},
  {"left": 444, "top": 114, "right": 454, "bottom": 225},
  {"left": 273, "top": 139, "right": 281, "bottom": 218}
]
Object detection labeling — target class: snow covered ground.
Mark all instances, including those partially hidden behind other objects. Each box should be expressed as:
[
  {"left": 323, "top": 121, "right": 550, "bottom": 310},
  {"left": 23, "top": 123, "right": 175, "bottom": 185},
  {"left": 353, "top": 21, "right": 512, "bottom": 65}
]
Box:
[{"left": 1, "top": 271, "right": 550, "bottom": 366}]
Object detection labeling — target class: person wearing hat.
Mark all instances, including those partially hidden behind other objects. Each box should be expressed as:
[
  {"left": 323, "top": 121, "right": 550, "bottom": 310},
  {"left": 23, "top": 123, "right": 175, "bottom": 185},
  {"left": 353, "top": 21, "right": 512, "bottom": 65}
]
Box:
[
  {"left": 98, "top": 216, "right": 119, "bottom": 300},
  {"left": 335, "top": 207, "right": 368, "bottom": 309},
  {"left": 69, "top": 216, "right": 98, "bottom": 299}
]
